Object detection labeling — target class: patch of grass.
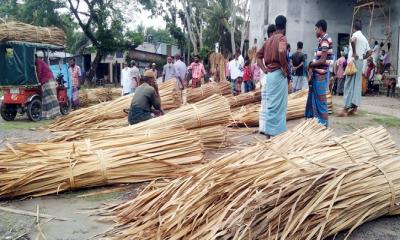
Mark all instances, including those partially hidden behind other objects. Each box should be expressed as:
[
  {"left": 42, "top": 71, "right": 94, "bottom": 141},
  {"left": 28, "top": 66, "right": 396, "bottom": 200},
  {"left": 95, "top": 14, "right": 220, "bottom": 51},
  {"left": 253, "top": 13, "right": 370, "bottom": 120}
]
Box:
[
  {"left": 0, "top": 120, "right": 52, "bottom": 130},
  {"left": 372, "top": 115, "right": 400, "bottom": 128}
]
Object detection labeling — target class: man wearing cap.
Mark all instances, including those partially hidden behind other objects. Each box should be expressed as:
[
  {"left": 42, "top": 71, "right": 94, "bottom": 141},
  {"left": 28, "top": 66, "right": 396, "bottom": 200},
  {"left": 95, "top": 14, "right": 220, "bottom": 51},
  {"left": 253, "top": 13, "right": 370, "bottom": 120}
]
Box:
[
  {"left": 151, "top": 63, "right": 158, "bottom": 79},
  {"left": 128, "top": 70, "right": 163, "bottom": 125}
]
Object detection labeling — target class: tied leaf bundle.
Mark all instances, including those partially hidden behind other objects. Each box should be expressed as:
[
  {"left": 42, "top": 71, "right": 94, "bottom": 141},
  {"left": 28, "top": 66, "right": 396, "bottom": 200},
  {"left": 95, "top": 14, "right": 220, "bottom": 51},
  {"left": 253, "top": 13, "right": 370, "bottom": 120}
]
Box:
[
  {"left": 0, "top": 22, "right": 66, "bottom": 46},
  {"left": 186, "top": 81, "right": 231, "bottom": 103},
  {"left": 232, "top": 90, "right": 333, "bottom": 126},
  {"left": 51, "top": 94, "right": 232, "bottom": 142},
  {"left": 99, "top": 122, "right": 397, "bottom": 240},
  {"left": 79, "top": 88, "right": 122, "bottom": 107},
  {"left": 226, "top": 90, "right": 261, "bottom": 108},
  {"left": 0, "top": 127, "right": 204, "bottom": 199},
  {"left": 49, "top": 79, "right": 182, "bottom": 131}
]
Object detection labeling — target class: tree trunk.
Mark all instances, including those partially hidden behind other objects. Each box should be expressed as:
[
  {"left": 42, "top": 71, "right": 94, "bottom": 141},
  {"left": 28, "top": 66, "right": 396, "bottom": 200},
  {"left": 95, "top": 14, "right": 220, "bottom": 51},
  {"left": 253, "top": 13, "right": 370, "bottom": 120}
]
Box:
[
  {"left": 182, "top": 0, "right": 199, "bottom": 54},
  {"left": 85, "top": 50, "right": 102, "bottom": 86},
  {"left": 230, "top": 2, "right": 237, "bottom": 54},
  {"left": 230, "top": 25, "right": 236, "bottom": 54}
]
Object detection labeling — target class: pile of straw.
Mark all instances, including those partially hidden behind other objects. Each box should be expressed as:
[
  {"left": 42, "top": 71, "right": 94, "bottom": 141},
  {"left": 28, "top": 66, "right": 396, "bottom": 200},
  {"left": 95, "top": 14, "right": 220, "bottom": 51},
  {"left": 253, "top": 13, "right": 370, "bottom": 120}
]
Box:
[
  {"left": 231, "top": 90, "right": 333, "bottom": 126},
  {"left": 99, "top": 123, "right": 397, "bottom": 239},
  {"left": 79, "top": 88, "right": 121, "bottom": 107},
  {"left": 186, "top": 81, "right": 231, "bottom": 103},
  {"left": 158, "top": 78, "right": 182, "bottom": 110},
  {"left": 0, "top": 127, "right": 204, "bottom": 199},
  {"left": 49, "top": 80, "right": 182, "bottom": 131},
  {"left": 226, "top": 90, "right": 261, "bottom": 108},
  {"left": 51, "top": 94, "right": 232, "bottom": 142},
  {"left": 209, "top": 53, "right": 226, "bottom": 82},
  {"left": 0, "top": 22, "right": 66, "bottom": 46},
  {"left": 192, "top": 125, "right": 229, "bottom": 149}
]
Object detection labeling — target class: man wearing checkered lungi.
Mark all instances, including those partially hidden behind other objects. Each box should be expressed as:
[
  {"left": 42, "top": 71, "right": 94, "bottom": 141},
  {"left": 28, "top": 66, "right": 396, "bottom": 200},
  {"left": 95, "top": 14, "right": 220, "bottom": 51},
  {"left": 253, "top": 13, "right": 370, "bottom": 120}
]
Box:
[{"left": 35, "top": 55, "right": 60, "bottom": 120}]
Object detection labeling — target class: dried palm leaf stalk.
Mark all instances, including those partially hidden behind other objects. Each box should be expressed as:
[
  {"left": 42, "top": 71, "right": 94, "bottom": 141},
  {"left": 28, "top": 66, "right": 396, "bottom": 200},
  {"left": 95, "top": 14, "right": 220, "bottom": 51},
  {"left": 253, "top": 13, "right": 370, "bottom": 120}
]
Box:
[
  {"left": 0, "top": 22, "right": 66, "bottom": 46},
  {"left": 97, "top": 120, "right": 332, "bottom": 235},
  {"left": 186, "top": 81, "right": 232, "bottom": 103},
  {"left": 226, "top": 90, "right": 261, "bottom": 108},
  {"left": 209, "top": 53, "right": 226, "bottom": 82},
  {"left": 99, "top": 124, "right": 396, "bottom": 240},
  {"left": 79, "top": 88, "right": 122, "bottom": 107},
  {"left": 51, "top": 94, "right": 232, "bottom": 142},
  {"left": 231, "top": 91, "right": 333, "bottom": 126},
  {"left": 49, "top": 80, "right": 182, "bottom": 131},
  {"left": 192, "top": 125, "right": 229, "bottom": 149},
  {"left": 0, "top": 127, "right": 204, "bottom": 199}
]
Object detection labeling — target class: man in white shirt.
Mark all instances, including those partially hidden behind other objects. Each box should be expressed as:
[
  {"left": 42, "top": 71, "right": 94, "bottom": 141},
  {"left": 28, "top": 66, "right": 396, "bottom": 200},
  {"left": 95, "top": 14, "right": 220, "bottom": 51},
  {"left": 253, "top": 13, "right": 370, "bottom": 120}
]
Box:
[
  {"left": 121, "top": 63, "right": 133, "bottom": 96},
  {"left": 131, "top": 61, "right": 140, "bottom": 93},
  {"left": 229, "top": 50, "right": 244, "bottom": 95},
  {"left": 174, "top": 54, "right": 187, "bottom": 89},
  {"left": 371, "top": 41, "right": 380, "bottom": 64},
  {"left": 339, "top": 19, "right": 371, "bottom": 117},
  {"left": 162, "top": 56, "right": 177, "bottom": 83}
]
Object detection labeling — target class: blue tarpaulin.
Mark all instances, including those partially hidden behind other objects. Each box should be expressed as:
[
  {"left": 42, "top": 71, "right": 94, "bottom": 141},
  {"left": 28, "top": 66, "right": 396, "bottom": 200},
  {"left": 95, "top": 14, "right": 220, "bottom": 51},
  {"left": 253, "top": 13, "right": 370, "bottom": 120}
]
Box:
[{"left": 50, "top": 63, "right": 72, "bottom": 105}]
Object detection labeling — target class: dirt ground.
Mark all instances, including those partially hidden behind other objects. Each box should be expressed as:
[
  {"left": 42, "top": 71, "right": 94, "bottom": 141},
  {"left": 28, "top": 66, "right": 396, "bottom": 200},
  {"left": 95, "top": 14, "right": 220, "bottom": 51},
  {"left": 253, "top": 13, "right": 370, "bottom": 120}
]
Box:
[{"left": 1, "top": 95, "right": 400, "bottom": 240}]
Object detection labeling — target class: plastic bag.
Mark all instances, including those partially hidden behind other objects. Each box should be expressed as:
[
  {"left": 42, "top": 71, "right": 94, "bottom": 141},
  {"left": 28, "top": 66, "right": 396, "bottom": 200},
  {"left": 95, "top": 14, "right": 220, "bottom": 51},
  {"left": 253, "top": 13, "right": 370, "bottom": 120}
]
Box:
[{"left": 345, "top": 60, "right": 357, "bottom": 76}]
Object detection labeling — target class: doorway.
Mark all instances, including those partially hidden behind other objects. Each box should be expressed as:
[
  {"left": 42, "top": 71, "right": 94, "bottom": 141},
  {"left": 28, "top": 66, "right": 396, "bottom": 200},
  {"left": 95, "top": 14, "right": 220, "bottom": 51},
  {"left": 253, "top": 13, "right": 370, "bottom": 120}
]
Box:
[{"left": 337, "top": 33, "right": 350, "bottom": 57}]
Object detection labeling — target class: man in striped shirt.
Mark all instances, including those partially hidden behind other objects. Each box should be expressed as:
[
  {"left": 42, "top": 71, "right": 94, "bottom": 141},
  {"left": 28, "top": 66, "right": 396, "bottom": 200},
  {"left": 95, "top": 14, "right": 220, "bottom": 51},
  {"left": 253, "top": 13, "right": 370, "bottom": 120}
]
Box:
[{"left": 305, "top": 19, "right": 333, "bottom": 127}]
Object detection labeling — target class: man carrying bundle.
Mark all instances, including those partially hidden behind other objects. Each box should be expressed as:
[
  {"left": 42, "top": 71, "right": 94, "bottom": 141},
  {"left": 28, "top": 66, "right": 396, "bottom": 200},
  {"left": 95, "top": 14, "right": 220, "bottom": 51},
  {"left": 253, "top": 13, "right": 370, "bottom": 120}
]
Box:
[
  {"left": 128, "top": 70, "right": 164, "bottom": 125},
  {"left": 256, "top": 15, "right": 289, "bottom": 138}
]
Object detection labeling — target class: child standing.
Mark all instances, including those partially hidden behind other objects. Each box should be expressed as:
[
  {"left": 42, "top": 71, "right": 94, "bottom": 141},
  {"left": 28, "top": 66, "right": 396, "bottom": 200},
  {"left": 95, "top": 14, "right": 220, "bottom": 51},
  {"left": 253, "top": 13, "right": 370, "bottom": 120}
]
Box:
[{"left": 243, "top": 61, "right": 252, "bottom": 93}]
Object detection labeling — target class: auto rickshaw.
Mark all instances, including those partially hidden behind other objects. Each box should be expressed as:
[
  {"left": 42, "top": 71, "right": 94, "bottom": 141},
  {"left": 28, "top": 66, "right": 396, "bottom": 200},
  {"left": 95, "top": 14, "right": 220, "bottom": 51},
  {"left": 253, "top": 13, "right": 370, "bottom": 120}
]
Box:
[{"left": 0, "top": 41, "right": 69, "bottom": 121}]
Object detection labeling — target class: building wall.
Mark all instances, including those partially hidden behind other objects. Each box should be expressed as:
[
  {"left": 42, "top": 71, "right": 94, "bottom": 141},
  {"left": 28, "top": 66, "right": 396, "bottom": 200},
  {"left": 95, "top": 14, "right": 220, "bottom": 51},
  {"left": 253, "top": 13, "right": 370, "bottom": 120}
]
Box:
[{"left": 136, "top": 42, "right": 180, "bottom": 56}]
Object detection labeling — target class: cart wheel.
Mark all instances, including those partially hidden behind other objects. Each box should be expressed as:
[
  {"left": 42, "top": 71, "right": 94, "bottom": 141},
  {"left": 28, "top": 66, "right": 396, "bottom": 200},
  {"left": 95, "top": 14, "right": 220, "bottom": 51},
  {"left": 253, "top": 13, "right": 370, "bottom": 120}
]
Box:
[
  {"left": 60, "top": 102, "right": 69, "bottom": 115},
  {"left": 27, "top": 98, "right": 42, "bottom": 121},
  {"left": 0, "top": 104, "right": 17, "bottom": 121}
]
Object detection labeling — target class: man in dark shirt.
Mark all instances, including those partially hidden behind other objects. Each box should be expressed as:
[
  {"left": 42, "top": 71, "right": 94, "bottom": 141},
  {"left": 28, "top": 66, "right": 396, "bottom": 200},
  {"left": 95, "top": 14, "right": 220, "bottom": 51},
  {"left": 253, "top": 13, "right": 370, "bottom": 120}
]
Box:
[
  {"left": 256, "top": 15, "right": 289, "bottom": 138},
  {"left": 290, "top": 41, "right": 306, "bottom": 92},
  {"left": 128, "top": 70, "right": 163, "bottom": 125}
]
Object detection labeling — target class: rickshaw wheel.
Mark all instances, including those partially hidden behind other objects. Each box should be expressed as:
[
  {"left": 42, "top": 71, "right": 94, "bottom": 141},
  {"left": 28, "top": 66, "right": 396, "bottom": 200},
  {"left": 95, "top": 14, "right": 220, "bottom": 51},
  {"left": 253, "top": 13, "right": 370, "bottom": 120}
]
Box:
[
  {"left": 27, "top": 98, "right": 42, "bottom": 121},
  {"left": 0, "top": 104, "right": 17, "bottom": 121},
  {"left": 60, "top": 102, "right": 69, "bottom": 115}
]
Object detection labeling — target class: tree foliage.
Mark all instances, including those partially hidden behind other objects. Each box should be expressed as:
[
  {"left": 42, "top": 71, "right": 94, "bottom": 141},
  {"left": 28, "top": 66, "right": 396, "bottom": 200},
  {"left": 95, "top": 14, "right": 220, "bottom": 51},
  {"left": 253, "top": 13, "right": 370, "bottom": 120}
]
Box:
[{"left": 139, "top": 0, "right": 249, "bottom": 58}]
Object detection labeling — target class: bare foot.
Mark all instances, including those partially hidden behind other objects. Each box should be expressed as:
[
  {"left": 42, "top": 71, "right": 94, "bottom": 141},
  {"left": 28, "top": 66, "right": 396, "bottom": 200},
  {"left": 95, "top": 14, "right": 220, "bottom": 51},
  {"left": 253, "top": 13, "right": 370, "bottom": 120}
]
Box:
[
  {"left": 337, "top": 111, "right": 348, "bottom": 117},
  {"left": 348, "top": 108, "right": 358, "bottom": 116}
]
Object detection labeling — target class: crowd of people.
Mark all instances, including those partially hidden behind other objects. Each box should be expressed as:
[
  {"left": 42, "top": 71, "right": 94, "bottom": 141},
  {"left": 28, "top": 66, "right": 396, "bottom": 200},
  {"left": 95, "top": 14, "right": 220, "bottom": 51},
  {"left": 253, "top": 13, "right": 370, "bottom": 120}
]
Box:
[
  {"left": 254, "top": 15, "right": 381, "bottom": 138},
  {"left": 34, "top": 15, "right": 394, "bottom": 136},
  {"left": 329, "top": 40, "right": 394, "bottom": 97}
]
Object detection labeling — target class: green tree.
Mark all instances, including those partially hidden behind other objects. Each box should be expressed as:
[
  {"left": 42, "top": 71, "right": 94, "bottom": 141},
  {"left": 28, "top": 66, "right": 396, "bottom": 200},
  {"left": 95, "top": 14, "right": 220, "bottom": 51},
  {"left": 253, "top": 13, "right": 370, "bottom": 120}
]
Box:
[
  {"left": 145, "top": 26, "right": 176, "bottom": 44},
  {"left": 66, "top": 0, "right": 144, "bottom": 84}
]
